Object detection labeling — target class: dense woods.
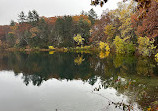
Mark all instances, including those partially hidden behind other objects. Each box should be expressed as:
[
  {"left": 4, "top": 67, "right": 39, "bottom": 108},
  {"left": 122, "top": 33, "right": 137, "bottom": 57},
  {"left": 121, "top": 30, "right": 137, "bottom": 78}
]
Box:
[
  {"left": 0, "top": 9, "right": 96, "bottom": 48},
  {"left": 0, "top": 0, "right": 157, "bottom": 57}
]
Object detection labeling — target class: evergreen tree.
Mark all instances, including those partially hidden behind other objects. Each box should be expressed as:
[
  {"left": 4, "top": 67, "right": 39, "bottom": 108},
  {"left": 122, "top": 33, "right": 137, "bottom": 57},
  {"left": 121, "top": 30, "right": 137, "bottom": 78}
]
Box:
[
  {"left": 27, "top": 11, "right": 34, "bottom": 22},
  {"left": 32, "top": 10, "right": 39, "bottom": 21},
  {"left": 88, "top": 8, "right": 97, "bottom": 25},
  {"left": 77, "top": 18, "right": 91, "bottom": 44},
  {"left": 18, "top": 11, "right": 26, "bottom": 23},
  {"left": 10, "top": 20, "right": 15, "bottom": 26}
]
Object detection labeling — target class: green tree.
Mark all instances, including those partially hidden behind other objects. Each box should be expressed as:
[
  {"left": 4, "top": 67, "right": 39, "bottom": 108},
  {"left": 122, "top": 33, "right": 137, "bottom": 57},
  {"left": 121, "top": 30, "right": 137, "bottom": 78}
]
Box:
[
  {"left": 55, "top": 16, "right": 73, "bottom": 47},
  {"left": 10, "top": 20, "right": 16, "bottom": 26},
  {"left": 77, "top": 18, "right": 91, "bottom": 45},
  {"left": 88, "top": 8, "right": 97, "bottom": 25}
]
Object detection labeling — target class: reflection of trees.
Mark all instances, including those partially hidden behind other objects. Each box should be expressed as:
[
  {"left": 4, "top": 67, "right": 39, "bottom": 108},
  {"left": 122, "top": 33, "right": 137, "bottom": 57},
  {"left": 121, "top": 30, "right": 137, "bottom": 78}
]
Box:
[
  {"left": 136, "top": 57, "right": 156, "bottom": 76},
  {"left": 74, "top": 55, "right": 85, "bottom": 65},
  {"left": 88, "top": 54, "right": 158, "bottom": 110},
  {"left": 102, "top": 76, "right": 158, "bottom": 110},
  {"left": 90, "top": 54, "right": 158, "bottom": 110},
  {"left": 0, "top": 52, "right": 157, "bottom": 110},
  {"left": 0, "top": 52, "right": 10, "bottom": 70},
  {"left": 0, "top": 52, "right": 98, "bottom": 86}
]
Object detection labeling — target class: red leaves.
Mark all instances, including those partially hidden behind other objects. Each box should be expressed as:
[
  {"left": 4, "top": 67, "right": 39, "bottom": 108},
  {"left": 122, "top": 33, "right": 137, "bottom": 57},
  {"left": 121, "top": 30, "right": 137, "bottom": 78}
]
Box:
[
  {"left": 18, "top": 23, "right": 32, "bottom": 33},
  {"left": 0, "top": 25, "right": 9, "bottom": 40},
  {"left": 131, "top": 0, "right": 158, "bottom": 38}
]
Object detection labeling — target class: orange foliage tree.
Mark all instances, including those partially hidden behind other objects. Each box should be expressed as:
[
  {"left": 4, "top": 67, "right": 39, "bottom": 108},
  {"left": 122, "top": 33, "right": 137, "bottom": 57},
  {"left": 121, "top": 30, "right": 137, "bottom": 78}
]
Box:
[{"left": 72, "top": 15, "right": 91, "bottom": 26}]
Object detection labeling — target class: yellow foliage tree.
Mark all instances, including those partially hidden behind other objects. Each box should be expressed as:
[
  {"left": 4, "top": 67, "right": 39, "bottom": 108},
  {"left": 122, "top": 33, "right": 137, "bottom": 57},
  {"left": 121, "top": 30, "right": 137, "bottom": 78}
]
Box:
[
  {"left": 113, "top": 36, "right": 135, "bottom": 54},
  {"left": 99, "top": 41, "right": 110, "bottom": 51},
  {"left": 104, "top": 24, "right": 116, "bottom": 42},
  {"left": 73, "top": 34, "right": 85, "bottom": 46},
  {"left": 138, "top": 37, "right": 156, "bottom": 56}
]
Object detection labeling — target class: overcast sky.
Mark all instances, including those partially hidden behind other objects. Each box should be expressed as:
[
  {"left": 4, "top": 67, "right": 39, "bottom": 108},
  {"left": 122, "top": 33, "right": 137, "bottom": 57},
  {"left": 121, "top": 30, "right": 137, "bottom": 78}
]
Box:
[{"left": 0, "top": 0, "right": 122, "bottom": 25}]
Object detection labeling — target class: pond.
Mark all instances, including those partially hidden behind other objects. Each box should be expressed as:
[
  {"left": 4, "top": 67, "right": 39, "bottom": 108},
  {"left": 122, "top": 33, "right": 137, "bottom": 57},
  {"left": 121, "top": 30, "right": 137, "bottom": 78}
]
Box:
[{"left": 0, "top": 52, "right": 157, "bottom": 111}]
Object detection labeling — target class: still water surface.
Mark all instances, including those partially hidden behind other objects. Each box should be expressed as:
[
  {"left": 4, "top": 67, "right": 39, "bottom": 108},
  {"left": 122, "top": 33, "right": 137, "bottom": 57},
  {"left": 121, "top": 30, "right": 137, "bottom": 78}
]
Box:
[{"left": 0, "top": 52, "right": 157, "bottom": 111}]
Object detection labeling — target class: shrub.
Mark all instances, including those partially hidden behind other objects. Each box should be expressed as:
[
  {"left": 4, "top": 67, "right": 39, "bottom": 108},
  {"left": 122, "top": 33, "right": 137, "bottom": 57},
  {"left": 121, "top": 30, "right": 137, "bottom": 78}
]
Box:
[
  {"left": 48, "top": 46, "right": 55, "bottom": 50},
  {"left": 73, "top": 34, "right": 85, "bottom": 46}
]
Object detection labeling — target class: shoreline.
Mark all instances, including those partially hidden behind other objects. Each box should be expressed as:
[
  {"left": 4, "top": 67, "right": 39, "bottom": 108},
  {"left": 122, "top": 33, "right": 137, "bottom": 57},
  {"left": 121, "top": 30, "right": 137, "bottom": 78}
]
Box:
[
  {"left": 1, "top": 47, "right": 157, "bottom": 58},
  {"left": 1, "top": 47, "right": 99, "bottom": 53}
]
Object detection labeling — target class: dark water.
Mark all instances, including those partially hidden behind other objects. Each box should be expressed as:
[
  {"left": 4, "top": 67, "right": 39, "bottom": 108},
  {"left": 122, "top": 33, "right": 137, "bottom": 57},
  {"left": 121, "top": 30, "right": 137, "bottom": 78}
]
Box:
[{"left": 0, "top": 52, "right": 157, "bottom": 111}]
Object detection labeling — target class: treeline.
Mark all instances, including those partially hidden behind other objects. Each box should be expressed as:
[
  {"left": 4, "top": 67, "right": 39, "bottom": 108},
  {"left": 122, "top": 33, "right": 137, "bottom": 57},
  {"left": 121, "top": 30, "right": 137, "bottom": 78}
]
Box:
[
  {"left": 90, "top": 0, "right": 158, "bottom": 56},
  {"left": 0, "top": 9, "right": 97, "bottom": 48},
  {"left": 0, "top": 0, "right": 157, "bottom": 57}
]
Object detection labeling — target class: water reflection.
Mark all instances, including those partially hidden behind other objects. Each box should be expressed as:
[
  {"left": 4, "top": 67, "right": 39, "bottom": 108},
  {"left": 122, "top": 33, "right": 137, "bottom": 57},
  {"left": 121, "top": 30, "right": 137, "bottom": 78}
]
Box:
[{"left": 0, "top": 52, "right": 157, "bottom": 110}]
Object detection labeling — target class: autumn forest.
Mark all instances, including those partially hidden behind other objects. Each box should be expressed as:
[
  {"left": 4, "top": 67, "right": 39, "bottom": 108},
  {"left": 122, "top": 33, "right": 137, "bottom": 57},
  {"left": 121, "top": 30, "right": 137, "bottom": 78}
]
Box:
[{"left": 0, "top": 0, "right": 157, "bottom": 58}]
